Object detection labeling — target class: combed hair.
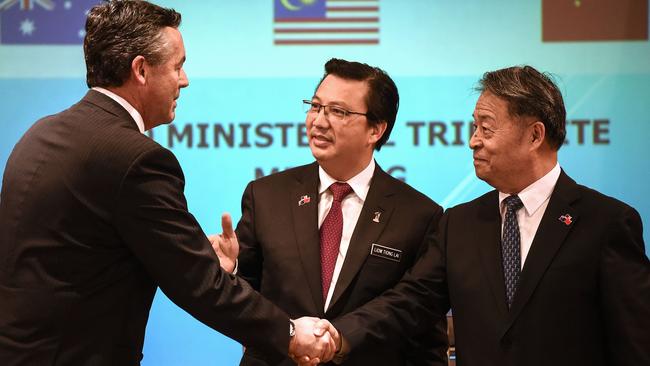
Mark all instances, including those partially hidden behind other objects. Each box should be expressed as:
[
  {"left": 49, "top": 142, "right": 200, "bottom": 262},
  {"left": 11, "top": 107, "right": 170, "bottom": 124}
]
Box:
[
  {"left": 477, "top": 65, "right": 566, "bottom": 150},
  {"left": 317, "top": 58, "right": 399, "bottom": 151},
  {"left": 84, "top": 0, "right": 181, "bottom": 88}
]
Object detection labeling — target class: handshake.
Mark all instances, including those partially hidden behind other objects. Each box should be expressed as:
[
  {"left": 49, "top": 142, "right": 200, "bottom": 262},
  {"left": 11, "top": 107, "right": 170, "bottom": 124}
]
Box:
[
  {"left": 289, "top": 316, "right": 344, "bottom": 365},
  {"left": 210, "top": 214, "right": 347, "bottom": 365}
]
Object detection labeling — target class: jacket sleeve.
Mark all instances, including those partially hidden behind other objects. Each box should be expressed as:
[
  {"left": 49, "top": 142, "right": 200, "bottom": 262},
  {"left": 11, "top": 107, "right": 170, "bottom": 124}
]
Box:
[
  {"left": 600, "top": 205, "right": 650, "bottom": 365},
  {"left": 332, "top": 206, "right": 450, "bottom": 356},
  {"left": 113, "top": 146, "right": 289, "bottom": 363},
  {"left": 404, "top": 206, "right": 448, "bottom": 366}
]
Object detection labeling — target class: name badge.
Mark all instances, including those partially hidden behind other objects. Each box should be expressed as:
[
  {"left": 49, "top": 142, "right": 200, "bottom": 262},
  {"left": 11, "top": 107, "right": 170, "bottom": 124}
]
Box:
[{"left": 370, "top": 243, "right": 402, "bottom": 262}]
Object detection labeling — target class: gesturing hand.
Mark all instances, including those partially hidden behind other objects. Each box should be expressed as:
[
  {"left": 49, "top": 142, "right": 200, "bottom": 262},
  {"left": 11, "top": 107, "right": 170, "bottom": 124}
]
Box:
[{"left": 208, "top": 213, "right": 239, "bottom": 273}]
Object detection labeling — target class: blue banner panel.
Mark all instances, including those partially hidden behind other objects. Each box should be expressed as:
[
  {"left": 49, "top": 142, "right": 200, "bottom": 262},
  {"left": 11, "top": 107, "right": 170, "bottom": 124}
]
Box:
[{"left": 1, "top": 1, "right": 649, "bottom": 364}]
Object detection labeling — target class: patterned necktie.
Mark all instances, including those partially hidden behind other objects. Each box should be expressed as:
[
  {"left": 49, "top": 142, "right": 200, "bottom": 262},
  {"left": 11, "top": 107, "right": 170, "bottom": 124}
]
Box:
[
  {"left": 319, "top": 182, "right": 353, "bottom": 300},
  {"left": 502, "top": 195, "right": 524, "bottom": 309}
]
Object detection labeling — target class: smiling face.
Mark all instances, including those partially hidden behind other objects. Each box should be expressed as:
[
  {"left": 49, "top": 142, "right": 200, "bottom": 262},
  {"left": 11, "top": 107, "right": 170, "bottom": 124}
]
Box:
[
  {"left": 306, "top": 74, "right": 385, "bottom": 180},
  {"left": 141, "top": 27, "right": 189, "bottom": 129},
  {"left": 470, "top": 91, "right": 536, "bottom": 193}
]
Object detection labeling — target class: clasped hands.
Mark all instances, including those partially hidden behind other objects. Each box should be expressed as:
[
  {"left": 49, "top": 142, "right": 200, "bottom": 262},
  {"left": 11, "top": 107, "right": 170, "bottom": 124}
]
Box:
[
  {"left": 209, "top": 214, "right": 342, "bottom": 365},
  {"left": 290, "top": 316, "right": 341, "bottom": 365}
]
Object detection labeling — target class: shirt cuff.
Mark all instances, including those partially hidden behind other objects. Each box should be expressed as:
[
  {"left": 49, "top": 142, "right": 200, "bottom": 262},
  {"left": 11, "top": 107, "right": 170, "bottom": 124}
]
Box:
[{"left": 232, "top": 259, "right": 239, "bottom": 275}]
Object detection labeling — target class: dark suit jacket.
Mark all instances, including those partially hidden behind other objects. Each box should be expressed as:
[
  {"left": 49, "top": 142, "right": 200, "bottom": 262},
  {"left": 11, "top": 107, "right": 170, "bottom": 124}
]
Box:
[
  {"left": 332, "top": 171, "right": 649, "bottom": 366},
  {"left": 443, "top": 171, "right": 650, "bottom": 366},
  {"left": 0, "top": 90, "right": 290, "bottom": 365},
  {"left": 236, "top": 162, "right": 448, "bottom": 366}
]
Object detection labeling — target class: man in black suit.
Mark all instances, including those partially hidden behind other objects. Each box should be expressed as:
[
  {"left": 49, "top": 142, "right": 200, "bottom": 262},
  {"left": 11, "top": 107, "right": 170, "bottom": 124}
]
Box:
[
  {"left": 444, "top": 65, "right": 650, "bottom": 365},
  {"left": 213, "top": 59, "right": 448, "bottom": 365},
  {"left": 334, "top": 65, "right": 650, "bottom": 365},
  {"left": 0, "top": 1, "right": 337, "bottom": 365}
]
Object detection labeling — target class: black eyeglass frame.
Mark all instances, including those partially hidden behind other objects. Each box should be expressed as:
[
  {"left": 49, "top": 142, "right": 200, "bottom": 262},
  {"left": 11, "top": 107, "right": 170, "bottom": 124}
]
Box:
[{"left": 302, "top": 100, "right": 368, "bottom": 121}]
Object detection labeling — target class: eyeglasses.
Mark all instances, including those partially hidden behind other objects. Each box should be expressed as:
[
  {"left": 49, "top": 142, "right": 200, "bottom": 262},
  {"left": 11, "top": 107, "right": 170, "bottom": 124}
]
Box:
[{"left": 302, "top": 100, "right": 367, "bottom": 124}]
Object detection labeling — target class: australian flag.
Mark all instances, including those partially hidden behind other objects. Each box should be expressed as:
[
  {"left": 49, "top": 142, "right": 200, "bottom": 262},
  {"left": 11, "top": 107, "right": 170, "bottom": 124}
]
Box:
[{"left": 0, "top": 0, "right": 102, "bottom": 44}]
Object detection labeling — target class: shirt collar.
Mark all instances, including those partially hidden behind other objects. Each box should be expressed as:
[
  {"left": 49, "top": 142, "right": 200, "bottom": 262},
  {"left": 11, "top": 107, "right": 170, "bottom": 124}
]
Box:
[
  {"left": 92, "top": 87, "right": 145, "bottom": 134},
  {"left": 499, "top": 162, "right": 561, "bottom": 216},
  {"left": 318, "top": 159, "right": 375, "bottom": 202}
]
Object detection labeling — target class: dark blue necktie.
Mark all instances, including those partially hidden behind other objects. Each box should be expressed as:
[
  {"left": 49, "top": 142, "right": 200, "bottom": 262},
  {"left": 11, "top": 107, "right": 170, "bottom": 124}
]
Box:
[{"left": 502, "top": 195, "right": 523, "bottom": 309}]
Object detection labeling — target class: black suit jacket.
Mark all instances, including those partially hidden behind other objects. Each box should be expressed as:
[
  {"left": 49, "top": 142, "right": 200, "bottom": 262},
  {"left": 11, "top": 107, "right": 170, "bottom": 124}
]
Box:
[
  {"left": 333, "top": 171, "right": 649, "bottom": 366},
  {"left": 443, "top": 171, "right": 650, "bottom": 366},
  {"left": 236, "top": 162, "right": 448, "bottom": 366},
  {"left": 0, "top": 91, "right": 290, "bottom": 365}
]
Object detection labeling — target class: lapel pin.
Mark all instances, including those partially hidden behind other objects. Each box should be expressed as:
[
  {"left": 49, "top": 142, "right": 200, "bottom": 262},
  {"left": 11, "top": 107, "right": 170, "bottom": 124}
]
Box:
[
  {"left": 558, "top": 214, "right": 573, "bottom": 226},
  {"left": 298, "top": 195, "right": 311, "bottom": 206},
  {"left": 372, "top": 211, "right": 381, "bottom": 223}
]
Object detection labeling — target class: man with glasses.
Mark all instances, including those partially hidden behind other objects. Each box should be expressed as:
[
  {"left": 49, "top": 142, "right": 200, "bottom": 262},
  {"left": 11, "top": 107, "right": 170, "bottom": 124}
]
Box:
[
  {"left": 212, "top": 58, "right": 448, "bottom": 365},
  {"left": 321, "top": 65, "right": 650, "bottom": 366}
]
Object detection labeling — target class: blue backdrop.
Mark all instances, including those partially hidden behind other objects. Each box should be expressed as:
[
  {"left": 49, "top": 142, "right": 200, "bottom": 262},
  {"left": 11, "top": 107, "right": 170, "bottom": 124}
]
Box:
[{"left": 1, "top": 1, "right": 649, "bottom": 364}]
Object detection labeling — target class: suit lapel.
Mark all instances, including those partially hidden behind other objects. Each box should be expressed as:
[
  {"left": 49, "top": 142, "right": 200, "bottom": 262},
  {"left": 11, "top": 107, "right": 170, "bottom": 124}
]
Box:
[
  {"left": 327, "top": 165, "right": 396, "bottom": 312},
  {"left": 476, "top": 191, "right": 510, "bottom": 318},
  {"left": 503, "top": 171, "right": 580, "bottom": 333},
  {"left": 289, "top": 163, "right": 325, "bottom": 314}
]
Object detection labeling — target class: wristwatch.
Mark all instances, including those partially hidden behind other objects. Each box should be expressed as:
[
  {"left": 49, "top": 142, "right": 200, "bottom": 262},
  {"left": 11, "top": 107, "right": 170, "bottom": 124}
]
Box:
[{"left": 289, "top": 319, "right": 296, "bottom": 337}]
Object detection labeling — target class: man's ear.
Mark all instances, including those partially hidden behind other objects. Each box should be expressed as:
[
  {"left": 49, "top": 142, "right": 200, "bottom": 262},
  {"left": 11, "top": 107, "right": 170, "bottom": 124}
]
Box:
[
  {"left": 530, "top": 121, "right": 546, "bottom": 150},
  {"left": 131, "top": 55, "right": 146, "bottom": 85},
  {"left": 369, "top": 121, "right": 388, "bottom": 145}
]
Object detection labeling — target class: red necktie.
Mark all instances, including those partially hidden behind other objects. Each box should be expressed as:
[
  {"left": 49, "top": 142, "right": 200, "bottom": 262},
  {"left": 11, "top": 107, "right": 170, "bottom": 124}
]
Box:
[{"left": 320, "top": 182, "right": 353, "bottom": 300}]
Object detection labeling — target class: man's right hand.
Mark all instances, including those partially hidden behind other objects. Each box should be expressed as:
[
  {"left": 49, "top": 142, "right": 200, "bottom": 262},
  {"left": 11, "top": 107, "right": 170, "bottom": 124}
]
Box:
[{"left": 289, "top": 317, "right": 340, "bottom": 366}]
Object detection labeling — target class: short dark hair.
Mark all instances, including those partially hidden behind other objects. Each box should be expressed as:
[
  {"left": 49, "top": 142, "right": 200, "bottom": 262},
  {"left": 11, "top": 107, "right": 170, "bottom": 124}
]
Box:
[
  {"left": 317, "top": 58, "right": 399, "bottom": 151},
  {"left": 476, "top": 65, "right": 566, "bottom": 150},
  {"left": 84, "top": 0, "right": 181, "bottom": 88}
]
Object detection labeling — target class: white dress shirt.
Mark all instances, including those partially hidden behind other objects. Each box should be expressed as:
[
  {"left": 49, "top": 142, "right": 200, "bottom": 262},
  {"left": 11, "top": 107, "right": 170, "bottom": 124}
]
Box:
[
  {"left": 318, "top": 159, "right": 375, "bottom": 311},
  {"left": 92, "top": 87, "right": 145, "bottom": 134},
  {"left": 499, "top": 162, "right": 561, "bottom": 269}
]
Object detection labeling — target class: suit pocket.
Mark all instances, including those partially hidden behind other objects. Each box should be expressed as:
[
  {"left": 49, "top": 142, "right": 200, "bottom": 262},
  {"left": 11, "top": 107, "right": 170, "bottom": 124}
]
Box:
[{"left": 359, "top": 254, "right": 404, "bottom": 289}]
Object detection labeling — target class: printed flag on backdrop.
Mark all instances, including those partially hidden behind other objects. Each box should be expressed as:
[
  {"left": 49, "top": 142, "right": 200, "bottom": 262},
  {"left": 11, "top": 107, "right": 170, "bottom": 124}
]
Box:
[
  {"left": 0, "top": 0, "right": 101, "bottom": 44},
  {"left": 274, "top": 0, "right": 379, "bottom": 45},
  {"left": 542, "top": 0, "right": 648, "bottom": 41}
]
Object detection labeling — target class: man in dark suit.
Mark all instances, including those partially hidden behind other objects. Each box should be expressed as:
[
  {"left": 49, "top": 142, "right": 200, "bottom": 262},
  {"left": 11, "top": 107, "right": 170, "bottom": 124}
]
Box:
[
  {"left": 444, "top": 65, "right": 650, "bottom": 365},
  {"left": 333, "top": 65, "right": 650, "bottom": 365},
  {"left": 213, "top": 59, "right": 448, "bottom": 365},
  {"left": 0, "top": 1, "right": 337, "bottom": 365}
]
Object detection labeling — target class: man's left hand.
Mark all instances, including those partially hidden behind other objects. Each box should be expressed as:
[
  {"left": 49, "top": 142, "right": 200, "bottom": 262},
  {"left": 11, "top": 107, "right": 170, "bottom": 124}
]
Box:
[{"left": 208, "top": 213, "right": 239, "bottom": 273}]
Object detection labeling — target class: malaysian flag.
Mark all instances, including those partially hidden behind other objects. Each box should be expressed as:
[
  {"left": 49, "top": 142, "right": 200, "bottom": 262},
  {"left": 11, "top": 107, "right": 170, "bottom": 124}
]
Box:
[
  {"left": 274, "top": 0, "right": 379, "bottom": 45},
  {"left": 0, "top": 0, "right": 101, "bottom": 44}
]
